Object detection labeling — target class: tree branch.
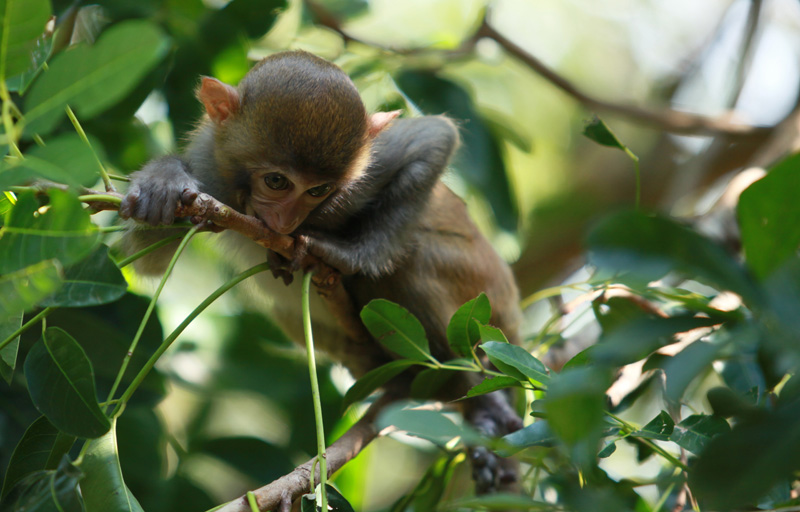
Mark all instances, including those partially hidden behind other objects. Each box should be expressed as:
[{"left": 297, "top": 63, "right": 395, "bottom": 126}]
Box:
[
  {"left": 477, "top": 21, "right": 767, "bottom": 138},
  {"left": 304, "top": 0, "right": 769, "bottom": 137},
  {"left": 216, "top": 395, "right": 395, "bottom": 512}
]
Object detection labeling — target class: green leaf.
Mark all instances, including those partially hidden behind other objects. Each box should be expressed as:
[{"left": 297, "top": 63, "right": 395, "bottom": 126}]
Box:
[
  {"left": 592, "top": 315, "right": 718, "bottom": 367},
  {"left": 466, "top": 376, "right": 520, "bottom": 398},
  {"left": 79, "top": 418, "right": 144, "bottom": 512},
  {"left": 689, "top": 402, "right": 800, "bottom": 510},
  {"left": 499, "top": 420, "right": 556, "bottom": 456},
  {"left": 446, "top": 293, "right": 491, "bottom": 357},
  {"left": 0, "top": 455, "right": 83, "bottom": 512},
  {"left": 301, "top": 493, "right": 316, "bottom": 512},
  {"left": 24, "top": 327, "right": 110, "bottom": 438},
  {"left": 544, "top": 367, "right": 611, "bottom": 461},
  {"left": 447, "top": 493, "right": 554, "bottom": 510},
  {"left": 360, "top": 299, "right": 432, "bottom": 362},
  {"left": 377, "top": 402, "right": 483, "bottom": 446},
  {"left": 0, "top": 0, "right": 52, "bottom": 79},
  {"left": 0, "top": 189, "right": 99, "bottom": 273},
  {"left": 669, "top": 414, "right": 730, "bottom": 454},
  {"left": 633, "top": 411, "right": 674, "bottom": 441},
  {"left": 23, "top": 19, "right": 168, "bottom": 136},
  {"left": 342, "top": 360, "right": 419, "bottom": 409},
  {"left": 41, "top": 245, "right": 127, "bottom": 307},
  {"left": 1, "top": 416, "right": 76, "bottom": 500},
  {"left": 390, "top": 453, "right": 459, "bottom": 512},
  {"left": 587, "top": 211, "right": 760, "bottom": 304},
  {"left": 410, "top": 367, "right": 456, "bottom": 399},
  {"left": 598, "top": 441, "right": 617, "bottom": 458},
  {"left": 480, "top": 341, "right": 550, "bottom": 385},
  {"left": 738, "top": 153, "right": 800, "bottom": 280},
  {"left": 326, "top": 485, "right": 355, "bottom": 512},
  {"left": 663, "top": 339, "right": 722, "bottom": 402},
  {"left": 0, "top": 310, "right": 22, "bottom": 382},
  {"left": 0, "top": 260, "right": 63, "bottom": 321},
  {"left": 478, "top": 323, "right": 509, "bottom": 344},
  {"left": 0, "top": 134, "right": 104, "bottom": 189},
  {"left": 582, "top": 116, "right": 628, "bottom": 151}
]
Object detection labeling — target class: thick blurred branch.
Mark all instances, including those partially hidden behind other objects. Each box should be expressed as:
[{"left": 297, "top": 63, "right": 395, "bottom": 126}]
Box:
[
  {"left": 476, "top": 21, "right": 767, "bottom": 138},
  {"left": 305, "top": 0, "right": 768, "bottom": 137}
]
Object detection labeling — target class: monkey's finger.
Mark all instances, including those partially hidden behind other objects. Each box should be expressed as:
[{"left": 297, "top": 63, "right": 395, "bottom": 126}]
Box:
[
  {"left": 118, "top": 186, "right": 140, "bottom": 219},
  {"left": 180, "top": 188, "right": 198, "bottom": 205}
]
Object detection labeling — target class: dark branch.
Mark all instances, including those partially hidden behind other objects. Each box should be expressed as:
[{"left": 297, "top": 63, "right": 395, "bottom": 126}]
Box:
[{"left": 216, "top": 395, "right": 395, "bottom": 512}]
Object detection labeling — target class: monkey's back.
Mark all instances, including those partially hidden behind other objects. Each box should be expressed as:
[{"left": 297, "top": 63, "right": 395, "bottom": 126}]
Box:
[{"left": 344, "top": 182, "right": 522, "bottom": 364}]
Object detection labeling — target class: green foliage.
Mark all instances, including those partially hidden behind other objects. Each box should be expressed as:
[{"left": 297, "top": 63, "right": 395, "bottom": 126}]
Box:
[
  {"left": 23, "top": 20, "right": 169, "bottom": 136},
  {"left": 1, "top": 416, "right": 74, "bottom": 500},
  {"left": 0, "top": 133, "right": 104, "bottom": 188},
  {"left": 0, "top": 190, "right": 99, "bottom": 274},
  {"left": 2, "top": 1, "right": 800, "bottom": 511},
  {"left": 738, "top": 152, "right": 800, "bottom": 279},
  {"left": 0, "top": 0, "right": 52, "bottom": 79},
  {"left": 24, "top": 327, "right": 110, "bottom": 438},
  {"left": 446, "top": 292, "right": 490, "bottom": 357},
  {"left": 79, "top": 419, "right": 144, "bottom": 512},
  {"left": 360, "top": 299, "right": 433, "bottom": 362}
]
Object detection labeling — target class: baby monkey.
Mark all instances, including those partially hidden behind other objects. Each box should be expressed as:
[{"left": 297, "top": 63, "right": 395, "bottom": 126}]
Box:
[{"left": 120, "top": 50, "right": 522, "bottom": 493}]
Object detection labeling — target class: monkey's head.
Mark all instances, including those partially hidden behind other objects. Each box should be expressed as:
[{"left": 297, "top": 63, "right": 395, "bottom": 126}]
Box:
[{"left": 197, "top": 50, "right": 399, "bottom": 235}]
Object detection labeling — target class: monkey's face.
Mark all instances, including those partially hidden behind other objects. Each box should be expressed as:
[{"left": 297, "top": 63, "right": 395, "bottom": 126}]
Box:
[{"left": 246, "top": 168, "right": 337, "bottom": 235}]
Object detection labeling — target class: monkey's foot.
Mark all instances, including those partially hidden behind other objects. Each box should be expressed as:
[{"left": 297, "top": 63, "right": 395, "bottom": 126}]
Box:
[
  {"left": 470, "top": 446, "right": 519, "bottom": 494},
  {"left": 465, "top": 392, "right": 524, "bottom": 494}
]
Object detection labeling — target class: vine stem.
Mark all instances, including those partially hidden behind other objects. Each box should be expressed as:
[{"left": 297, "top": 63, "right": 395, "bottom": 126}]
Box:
[
  {"left": 607, "top": 411, "right": 689, "bottom": 471},
  {"left": 106, "top": 224, "right": 201, "bottom": 413},
  {"left": 65, "top": 106, "right": 116, "bottom": 193},
  {"left": 302, "top": 272, "right": 328, "bottom": 511},
  {"left": 0, "top": 307, "right": 53, "bottom": 352},
  {"left": 113, "top": 261, "right": 271, "bottom": 416}
]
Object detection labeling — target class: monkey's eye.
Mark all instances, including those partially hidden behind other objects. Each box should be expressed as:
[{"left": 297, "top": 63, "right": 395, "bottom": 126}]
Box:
[
  {"left": 307, "top": 184, "right": 333, "bottom": 198},
  {"left": 264, "top": 173, "right": 289, "bottom": 191}
]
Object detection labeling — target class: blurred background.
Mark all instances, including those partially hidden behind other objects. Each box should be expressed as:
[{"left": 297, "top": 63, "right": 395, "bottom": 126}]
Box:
[{"left": 5, "top": 0, "right": 800, "bottom": 510}]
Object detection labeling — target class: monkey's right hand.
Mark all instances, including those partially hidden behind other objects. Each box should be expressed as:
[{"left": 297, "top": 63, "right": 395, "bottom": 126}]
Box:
[{"left": 119, "top": 157, "right": 201, "bottom": 226}]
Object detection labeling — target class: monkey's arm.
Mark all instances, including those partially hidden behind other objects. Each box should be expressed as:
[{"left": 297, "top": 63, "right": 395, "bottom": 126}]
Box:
[
  {"left": 301, "top": 116, "right": 459, "bottom": 277},
  {"left": 118, "top": 156, "right": 202, "bottom": 274}
]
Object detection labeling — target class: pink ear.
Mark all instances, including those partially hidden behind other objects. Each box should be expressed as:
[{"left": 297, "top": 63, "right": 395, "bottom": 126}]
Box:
[
  {"left": 368, "top": 110, "right": 402, "bottom": 138},
  {"left": 197, "top": 77, "right": 240, "bottom": 123}
]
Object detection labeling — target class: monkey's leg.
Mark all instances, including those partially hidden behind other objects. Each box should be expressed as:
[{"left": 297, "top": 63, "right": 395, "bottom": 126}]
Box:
[{"left": 463, "top": 390, "right": 524, "bottom": 494}]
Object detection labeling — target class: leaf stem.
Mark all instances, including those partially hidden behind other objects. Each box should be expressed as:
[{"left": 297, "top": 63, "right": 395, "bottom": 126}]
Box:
[
  {"left": 519, "top": 282, "right": 590, "bottom": 310},
  {"left": 115, "top": 234, "right": 184, "bottom": 268},
  {"left": 106, "top": 224, "right": 200, "bottom": 412},
  {"left": 246, "top": 492, "right": 259, "bottom": 512},
  {"left": 65, "top": 106, "right": 115, "bottom": 192},
  {"left": 607, "top": 411, "right": 688, "bottom": 471},
  {"left": 78, "top": 193, "right": 122, "bottom": 204},
  {"left": 625, "top": 148, "right": 641, "bottom": 210},
  {"left": 113, "top": 262, "right": 270, "bottom": 416},
  {"left": 302, "top": 271, "right": 328, "bottom": 511},
  {"left": 0, "top": 307, "right": 53, "bottom": 352}
]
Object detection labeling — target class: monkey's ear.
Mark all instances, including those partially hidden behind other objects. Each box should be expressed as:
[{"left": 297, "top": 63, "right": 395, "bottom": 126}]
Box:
[
  {"left": 197, "top": 77, "right": 240, "bottom": 124},
  {"left": 367, "top": 110, "right": 401, "bottom": 138}
]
